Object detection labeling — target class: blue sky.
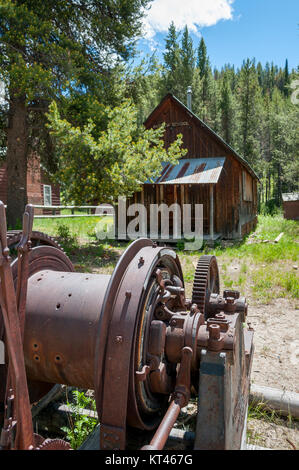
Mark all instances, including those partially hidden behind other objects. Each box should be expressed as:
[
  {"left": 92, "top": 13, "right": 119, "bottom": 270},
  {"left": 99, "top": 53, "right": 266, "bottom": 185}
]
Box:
[{"left": 137, "top": 0, "right": 299, "bottom": 71}]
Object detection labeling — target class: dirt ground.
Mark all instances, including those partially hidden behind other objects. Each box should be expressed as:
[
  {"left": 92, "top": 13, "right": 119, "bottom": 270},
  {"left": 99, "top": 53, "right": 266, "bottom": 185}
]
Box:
[
  {"left": 247, "top": 298, "right": 298, "bottom": 394},
  {"left": 246, "top": 298, "right": 299, "bottom": 450}
]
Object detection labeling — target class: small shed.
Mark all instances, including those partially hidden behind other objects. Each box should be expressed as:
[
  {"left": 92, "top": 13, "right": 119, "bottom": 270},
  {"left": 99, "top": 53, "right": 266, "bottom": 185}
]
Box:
[
  {"left": 117, "top": 93, "right": 259, "bottom": 241},
  {"left": 0, "top": 152, "right": 60, "bottom": 214},
  {"left": 282, "top": 193, "right": 299, "bottom": 220}
]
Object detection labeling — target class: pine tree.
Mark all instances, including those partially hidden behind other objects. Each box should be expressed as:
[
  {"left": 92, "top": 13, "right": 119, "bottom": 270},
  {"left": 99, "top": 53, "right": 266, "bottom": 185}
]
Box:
[
  {"left": 162, "top": 22, "right": 182, "bottom": 96},
  {"left": 283, "top": 59, "right": 290, "bottom": 97},
  {"left": 197, "top": 38, "right": 209, "bottom": 79},
  {"left": 0, "top": 0, "right": 151, "bottom": 227},
  {"left": 179, "top": 26, "right": 195, "bottom": 97},
  {"left": 235, "top": 59, "right": 262, "bottom": 167},
  {"left": 220, "top": 73, "right": 235, "bottom": 145}
]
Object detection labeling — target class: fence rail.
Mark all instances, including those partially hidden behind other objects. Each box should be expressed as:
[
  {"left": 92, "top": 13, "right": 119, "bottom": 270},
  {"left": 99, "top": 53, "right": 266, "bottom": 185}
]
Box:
[{"left": 33, "top": 205, "right": 114, "bottom": 218}]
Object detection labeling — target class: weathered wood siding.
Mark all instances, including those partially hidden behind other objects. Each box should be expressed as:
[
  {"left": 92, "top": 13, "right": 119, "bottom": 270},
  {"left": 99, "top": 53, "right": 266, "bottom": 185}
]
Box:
[{"left": 118, "top": 94, "right": 258, "bottom": 240}]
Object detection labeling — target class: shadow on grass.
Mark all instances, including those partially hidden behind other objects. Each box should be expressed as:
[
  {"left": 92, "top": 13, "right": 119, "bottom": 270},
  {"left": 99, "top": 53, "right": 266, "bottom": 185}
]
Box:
[{"left": 58, "top": 238, "right": 129, "bottom": 272}]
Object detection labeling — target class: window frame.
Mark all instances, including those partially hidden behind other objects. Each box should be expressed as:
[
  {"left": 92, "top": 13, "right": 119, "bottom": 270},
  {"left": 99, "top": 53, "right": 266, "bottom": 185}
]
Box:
[{"left": 43, "top": 184, "right": 52, "bottom": 206}]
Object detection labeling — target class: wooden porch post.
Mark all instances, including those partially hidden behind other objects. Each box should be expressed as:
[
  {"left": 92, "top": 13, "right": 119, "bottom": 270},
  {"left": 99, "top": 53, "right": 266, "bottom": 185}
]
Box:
[
  {"left": 141, "top": 185, "right": 145, "bottom": 205},
  {"left": 174, "top": 184, "right": 177, "bottom": 204},
  {"left": 159, "top": 184, "right": 164, "bottom": 236},
  {"left": 210, "top": 184, "right": 214, "bottom": 240},
  {"left": 181, "top": 184, "right": 185, "bottom": 237}
]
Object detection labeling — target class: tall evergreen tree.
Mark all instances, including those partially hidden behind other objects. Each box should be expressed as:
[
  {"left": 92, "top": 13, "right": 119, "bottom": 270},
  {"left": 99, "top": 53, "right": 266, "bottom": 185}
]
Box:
[
  {"left": 236, "top": 59, "right": 262, "bottom": 166},
  {"left": 162, "top": 21, "right": 182, "bottom": 96},
  {"left": 0, "top": 0, "right": 151, "bottom": 227},
  {"left": 220, "top": 74, "right": 235, "bottom": 145},
  {"left": 197, "top": 37, "right": 209, "bottom": 78},
  {"left": 179, "top": 26, "right": 195, "bottom": 95},
  {"left": 283, "top": 59, "right": 290, "bottom": 97}
]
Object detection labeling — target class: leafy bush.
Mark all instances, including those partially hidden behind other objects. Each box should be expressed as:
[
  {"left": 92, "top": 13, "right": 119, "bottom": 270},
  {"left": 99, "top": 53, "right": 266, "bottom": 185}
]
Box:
[
  {"left": 56, "top": 222, "right": 78, "bottom": 254},
  {"left": 62, "top": 390, "right": 97, "bottom": 449},
  {"left": 259, "top": 199, "right": 281, "bottom": 216}
]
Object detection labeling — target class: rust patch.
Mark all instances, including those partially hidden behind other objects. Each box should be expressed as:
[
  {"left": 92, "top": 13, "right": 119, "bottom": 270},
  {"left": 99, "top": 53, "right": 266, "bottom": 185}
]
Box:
[
  {"left": 194, "top": 163, "right": 206, "bottom": 174},
  {"left": 177, "top": 162, "right": 190, "bottom": 179},
  {"left": 160, "top": 164, "right": 174, "bottom": 182}
]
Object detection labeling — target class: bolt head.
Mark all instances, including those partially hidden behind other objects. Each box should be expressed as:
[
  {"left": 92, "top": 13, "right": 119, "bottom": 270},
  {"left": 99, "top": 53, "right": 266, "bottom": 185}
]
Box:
[{"left": 208, "top": 323, "right": 221, "bottom": 340}]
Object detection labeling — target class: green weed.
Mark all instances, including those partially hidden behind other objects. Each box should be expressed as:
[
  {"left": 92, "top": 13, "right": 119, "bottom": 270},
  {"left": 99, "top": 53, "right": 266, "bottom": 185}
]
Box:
[{"left": 61, "top": 390, "right": 97, "bottom": 449}]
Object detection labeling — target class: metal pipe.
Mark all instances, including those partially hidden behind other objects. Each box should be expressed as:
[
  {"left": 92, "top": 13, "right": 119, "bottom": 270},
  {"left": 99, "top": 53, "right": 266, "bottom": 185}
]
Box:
[
  {"left": 250, "top": 384, "right": 299, "bottom": 418},
  {"left": 187, "top": 86, "right": 192, "bottom": 111},
  {"left": 141, "top": 400, "right": 182, "bottom": 450}
]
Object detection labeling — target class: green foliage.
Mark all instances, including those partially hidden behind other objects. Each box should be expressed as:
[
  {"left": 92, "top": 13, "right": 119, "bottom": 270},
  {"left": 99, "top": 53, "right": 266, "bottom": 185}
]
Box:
[
  {"left": 176, "top": 240, "right": 185, "bottom": 251},
  {"left": 47, "top": 99, "right": 186, "bottom": 203},
  {"left": 61, "top": 390, "right": 97, "bottom": 450},
  {"left": 0, "top": 0, "right": 151, "bottom": 101},
  {"left": 259, "top": 198, "right": 280, "bottom": 216},
  {"left": 55, "top": 222, "right": 79, "bottom": 255}
]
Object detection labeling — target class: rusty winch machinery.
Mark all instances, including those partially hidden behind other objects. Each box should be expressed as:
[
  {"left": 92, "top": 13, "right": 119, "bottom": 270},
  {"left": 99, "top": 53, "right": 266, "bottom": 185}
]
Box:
[{"left": 0, "top": 202, "right": 254, "bottom": 451}]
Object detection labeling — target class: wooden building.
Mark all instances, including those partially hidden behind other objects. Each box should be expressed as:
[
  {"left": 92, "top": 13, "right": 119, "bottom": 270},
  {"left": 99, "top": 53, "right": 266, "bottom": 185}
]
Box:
[
  {"left": 282, "top": 193, "right": 299, "bottom": 221},
  {"left": 120, "top": 93, "right": 259, "bottom": 241},
  {"left": 0, "top": 152, "right": 60, "bottom": 213}
]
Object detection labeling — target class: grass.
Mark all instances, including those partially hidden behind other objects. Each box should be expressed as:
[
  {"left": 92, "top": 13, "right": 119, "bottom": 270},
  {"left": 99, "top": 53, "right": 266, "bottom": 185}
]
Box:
[
  {"left": 33, "top": 214, "right": 299, "bottom": 303},
  {"left": 33, "top": 216, "right": 113, "bottom": 241}
]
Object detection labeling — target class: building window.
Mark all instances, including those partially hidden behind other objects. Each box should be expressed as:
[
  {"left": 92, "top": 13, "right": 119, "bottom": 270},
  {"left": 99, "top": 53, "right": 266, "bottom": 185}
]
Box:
[
  {"left": 242, "top": 171, "right": 253, "bottom": 202},
  {"left": 43, "top": 184, "right": 52, "bottom": 206}
]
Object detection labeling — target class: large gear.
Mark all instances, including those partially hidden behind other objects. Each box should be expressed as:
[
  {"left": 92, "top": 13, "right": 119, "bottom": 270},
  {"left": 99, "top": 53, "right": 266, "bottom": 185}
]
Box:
[
  {"left": 7, "top": 230, "right": 63, "bottom": 253},
  {"left": 191, "top": 255, "right": 220, "bottom": 317}
]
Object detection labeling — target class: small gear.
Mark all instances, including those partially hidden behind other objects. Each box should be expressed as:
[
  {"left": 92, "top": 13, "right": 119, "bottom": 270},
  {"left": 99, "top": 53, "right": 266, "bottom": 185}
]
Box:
[
  {"left": 36, "top": 438, "right": 71, "bottom": 450},
  {"left": 191, "top": 255, "right": 220, "bottom": 317}
]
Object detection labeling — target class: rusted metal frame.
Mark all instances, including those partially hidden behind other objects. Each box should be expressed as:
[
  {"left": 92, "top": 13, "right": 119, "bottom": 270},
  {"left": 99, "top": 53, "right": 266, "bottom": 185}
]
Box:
[
  {"left": 16, "top": 204, "right": 34, "bottom": 338},
  {"left": 194, "top": 314, "right": 253, "bottom": 450},
  {"left": 194, "top": 349, "right": 227, "bottom": 450},
  {"left": 99, "top": 243, "right": 183, "bottom": 450},
  {"left": 99, "top": 243, "right": 165, "bottom": 450},
  {"left": 0, "top": 202, "right": 34, "bottom": 450},
  {"left": 3, "top": 204, "right": 34, "bottom": 448},
  {"left": 94, "top": 239, "right": 153, "bottom": 449},
  {"left": 141, "top": 346, "right": 193, "bottom": 450}
]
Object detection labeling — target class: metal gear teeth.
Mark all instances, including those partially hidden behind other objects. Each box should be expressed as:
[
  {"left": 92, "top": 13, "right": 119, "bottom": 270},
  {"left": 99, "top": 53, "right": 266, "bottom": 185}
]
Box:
[
  {"left": 192, "top": 255, "right": 220, "bottom": 316},
  {"left": 7, "top": 230, "right": 64, "bottom": 254},
  {"left": 36, "top": 438, "right": 71, "bottom": 450}
]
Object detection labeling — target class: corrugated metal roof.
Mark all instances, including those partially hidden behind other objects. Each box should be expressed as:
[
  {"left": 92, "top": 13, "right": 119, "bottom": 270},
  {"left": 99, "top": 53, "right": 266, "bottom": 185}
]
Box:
[
  {"left": 146, "top": 158, "right": 226, "bottom": 185},
  {"left": 282, "top": 193, "right": 299, "bottom": 202}
]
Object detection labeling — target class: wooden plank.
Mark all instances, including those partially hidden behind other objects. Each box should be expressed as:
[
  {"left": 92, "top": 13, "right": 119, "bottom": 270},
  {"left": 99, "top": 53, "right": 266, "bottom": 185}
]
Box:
[
  {"left": 210, "top": 185, "right": 214, "bottom": 240},
  {"left": 31, "top": 384, "right": 65, "bottom": 418},
  {"left": 274, "top": 232, "right": 284, "bottom": 243}
]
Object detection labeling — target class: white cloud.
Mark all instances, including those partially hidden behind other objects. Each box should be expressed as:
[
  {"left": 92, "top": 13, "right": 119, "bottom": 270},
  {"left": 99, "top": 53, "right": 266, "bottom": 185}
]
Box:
[{"left": 142, "top": 0, "right": 235, "bottom": 39}]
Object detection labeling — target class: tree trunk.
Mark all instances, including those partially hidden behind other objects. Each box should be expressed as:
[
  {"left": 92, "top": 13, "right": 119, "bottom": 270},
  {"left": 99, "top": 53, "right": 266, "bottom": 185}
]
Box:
[
  {"left": 277, "top": 163, "right": 281, "bottom": 206},
  {"left": 6, "top": 93, "right": 28, "bottom": 229}
]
